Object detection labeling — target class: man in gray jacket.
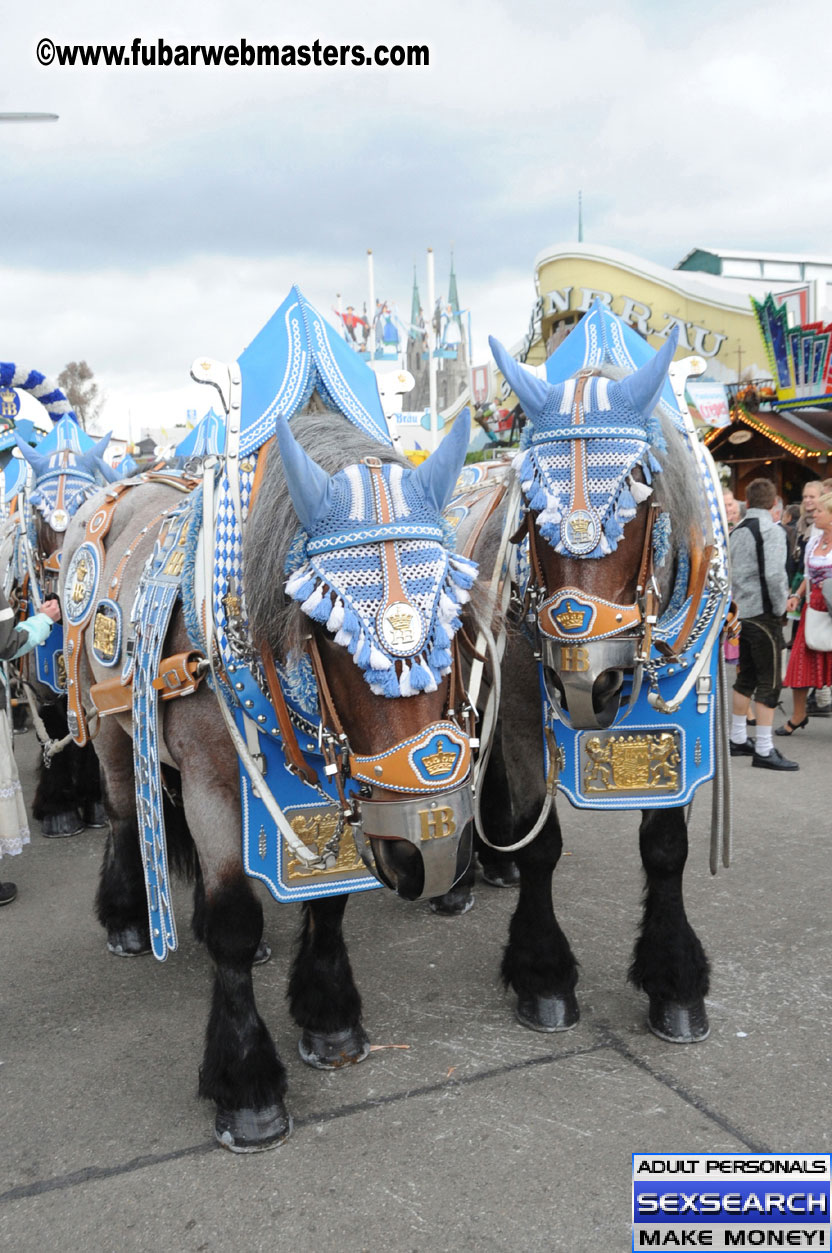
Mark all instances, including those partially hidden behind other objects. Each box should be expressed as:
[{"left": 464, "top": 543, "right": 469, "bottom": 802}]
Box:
[{"left": 729, "top": 477, "right": 797, "bottom": 771}]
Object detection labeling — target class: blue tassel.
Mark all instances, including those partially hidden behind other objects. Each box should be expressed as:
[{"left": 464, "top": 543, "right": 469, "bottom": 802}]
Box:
[
  {"left": 648, "top": 450, "right": 663, "bottom": 475},
  {"left": 290, "top": 576, "right": 316, "bottom": 604},
  {"left": 307, "top": 594, "right": 333, "bottom": 625},
  {"left": 366, "top": 667, "right": 400, "bottom": 698},
  {"left": 356, "top": 636, "right": 372, "bottom": 669},
  {"left": 450, "top": 563, "right": 476, "bottom": 591},
  {"left": 342, "top": 606, "right": 361, "bottom": 638},
  {"left": 617, "top": 487, "right": 636, "bottom": 515},
  {"left": 605, "top": 513, "right": 623, "bottom": 543},
  {"left": 433, "top": 620, "right": 450, "bottom": 650},
  {"left": 408, "top": 658, "right": 434, "bottom": 692},
  {"left": 427, "top": 645, "right": 452, "bottom": 671},
  {"left": 529, "top": 486, "right": 549, "bottom": 512}
]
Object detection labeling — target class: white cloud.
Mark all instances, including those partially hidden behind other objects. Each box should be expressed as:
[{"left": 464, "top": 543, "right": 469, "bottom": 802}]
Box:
[{"left": 3, "top": 0, "right": 832, "bottom": 435}]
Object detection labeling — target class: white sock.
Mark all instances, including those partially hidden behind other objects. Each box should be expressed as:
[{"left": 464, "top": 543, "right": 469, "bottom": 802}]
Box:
[
  {"left": 755, "top": 726, "right": 773, "bottom": 757},
  {"left": 731, "top": 715, "right": 748, "bottom": 744},
  {"left": 816, "top": 686, "right": 831, "bottom": 708}
]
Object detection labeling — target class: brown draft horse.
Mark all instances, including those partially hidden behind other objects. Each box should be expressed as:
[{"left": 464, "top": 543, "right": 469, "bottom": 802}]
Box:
[{"left": 61, "top": 404, "right": 476, "bottom": 1151}]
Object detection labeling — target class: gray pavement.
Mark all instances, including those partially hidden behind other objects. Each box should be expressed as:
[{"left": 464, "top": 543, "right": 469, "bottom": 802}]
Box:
[{"left": 1, "top": 703, "right": 830, "bottom": 1252}]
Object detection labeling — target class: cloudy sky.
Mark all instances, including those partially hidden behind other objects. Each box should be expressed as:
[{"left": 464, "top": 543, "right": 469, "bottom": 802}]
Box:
[{"left": 2, "top": 0, "right": 831, "bottom": 437}]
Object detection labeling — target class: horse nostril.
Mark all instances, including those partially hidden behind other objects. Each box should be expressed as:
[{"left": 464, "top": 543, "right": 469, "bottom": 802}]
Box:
[{"left": 368, "top": 837, "right": 425, "bottom": 901}]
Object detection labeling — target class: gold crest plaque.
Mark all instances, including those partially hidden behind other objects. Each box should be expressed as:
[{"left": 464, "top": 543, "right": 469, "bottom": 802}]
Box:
[{"left": 583, "top": 731, "right": 681, "bottom": 795}]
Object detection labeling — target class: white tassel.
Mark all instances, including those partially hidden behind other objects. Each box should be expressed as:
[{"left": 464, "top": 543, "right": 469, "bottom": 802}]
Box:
[
  {"left": 628, "top": 475, "right": 653, "bottom": 503},
  {"left": 334, "top": 627, "right": 352, "bottom": 648},
  {"left": 399, "top": 660, "right": 414, "bottom": 697},
  {"left": 300, "top": 585, "right": 325, "bottom": 615},
  {"left": 285, "top": 567, "right": 311, "bottom": 596},
  {"left": 369, "top": 646, "right": 391, "bottom": 670},
  {"left": 439, "top": 592, "right": 457, "bottom": 624}
]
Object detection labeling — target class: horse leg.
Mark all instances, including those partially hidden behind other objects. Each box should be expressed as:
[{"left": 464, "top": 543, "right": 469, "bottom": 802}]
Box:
[
  {"left": 288, "top": 894, "right": 371, "bottom": 1069},
  {"left": 198, "top": 870, "right": 291, "bottom": 1151},
  {"left": 94, "top": 720, "right": 151, "bottom": 956},
  {"left": 502, "top": 802, "right": 580, "bottom": 1032},
  {"left": 630, "top": 806, "right": 710, "bottom": 1043},
  {"left": 75, "top": 741, "right": 108, "bottom": 829},
  {"left": 32, "top": 703, "right": 85, "bottom": 837},
  {"left": 474, "top": 735, "right": 519, "bottom": 888}
]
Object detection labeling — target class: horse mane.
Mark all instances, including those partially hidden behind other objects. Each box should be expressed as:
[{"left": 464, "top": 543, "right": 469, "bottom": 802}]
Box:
[{"left": 244, "top": 401, "right": 410, "bottom": 657}]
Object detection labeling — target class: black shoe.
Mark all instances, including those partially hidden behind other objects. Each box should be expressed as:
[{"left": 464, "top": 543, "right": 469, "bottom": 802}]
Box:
[
  {"left": 807, "top": 703, "right": 831, "bottom": 718},
  {"left": 729, "top": 739, "right": 755, "bottom": 756},
  {"left": 775, "top": 716, "right": 809, "bottom": 736},
  {"left": 0, "top": 881, "right": 17, "bottom": 906},
  {"left": 752, "top": 747, "right": 799, "bottom": 771}
]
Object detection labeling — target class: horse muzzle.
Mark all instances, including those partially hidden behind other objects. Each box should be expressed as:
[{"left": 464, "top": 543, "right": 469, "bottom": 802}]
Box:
[
  {"left": 539, "top": 635, "right": 644, "bottom": 730},
  {"left": 354, "top": 784, "right": 474, "bottom": 902}
]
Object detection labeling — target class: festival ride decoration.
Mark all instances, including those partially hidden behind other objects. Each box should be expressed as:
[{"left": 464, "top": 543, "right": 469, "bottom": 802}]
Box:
[
  {"left": 436, "top": 302, "right": 733, "bottom": 1042},
  {"left": 752, "top": 294, "right": 832, "bottom": 410},
  {"left": 59, "top": 285, "right": 480, "bottom": 1151}
]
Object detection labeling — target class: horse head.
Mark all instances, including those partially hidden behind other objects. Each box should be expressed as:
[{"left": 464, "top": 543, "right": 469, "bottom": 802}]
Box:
[
  {"left": 490, "top": 330, "right": 682, "bottom": 730},
  {"left": 14, "top": 429, "right": 116, "bottom": 585},
  {"left": 247, "top": 410, "right": 476, "bottom": 901}
]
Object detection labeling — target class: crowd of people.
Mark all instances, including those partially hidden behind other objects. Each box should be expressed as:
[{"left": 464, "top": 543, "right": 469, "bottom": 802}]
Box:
[{"left": 725, "top": 476, "right": 832, "bottom": 774}]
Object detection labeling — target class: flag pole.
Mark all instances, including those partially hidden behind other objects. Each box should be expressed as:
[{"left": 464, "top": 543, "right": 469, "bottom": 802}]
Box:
[
  {"left": 427, "top": 247, "right": 438, "bottom": 449},
  {"left": 367, "top": 249, "right": 376, "bottom": 357}
]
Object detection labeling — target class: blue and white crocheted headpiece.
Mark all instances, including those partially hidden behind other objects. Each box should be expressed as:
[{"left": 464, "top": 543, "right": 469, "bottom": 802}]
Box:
[
  {"left": 277, "top": 414, "right": 476, "bottom": 698},
  {"left": 14, "top": 429, "right": 119, "bottom": 532},
  {"left": 490, "top": 330, "right": 678, "bottom": 559}
]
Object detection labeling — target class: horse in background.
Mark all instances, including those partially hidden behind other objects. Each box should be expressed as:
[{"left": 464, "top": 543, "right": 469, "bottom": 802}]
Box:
[
  {"left": 61, "top": 404, "right": 478, "bottom": 1151},
  {"left": 11, "top": 421, "right": 119, "bottom": 835},
  {"left": 454, "top": 316, "right": 730, "bottom": 1043}
]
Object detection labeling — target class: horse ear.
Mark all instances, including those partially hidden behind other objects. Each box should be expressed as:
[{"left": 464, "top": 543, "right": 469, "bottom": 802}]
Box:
[
  {"left": 93, "top": 455, "right": 120, "bottom": 484},
  {"left": 90, "top": 431, "right": 112, "bottom": 460},
  {"left": 488, "top": 336, "right": 551, "bottom": 425},
  {"left": 274, "top": 416, "right": 333, "bottom": 533},
  {"left": 414, "top": 409, "right": 471, "bottom": 513},
  {"left": 616, "top": 328, "right": 679, "bottom": 420},
  {"left": 13, "top": 432, "right": 49, "bottom": 479}
]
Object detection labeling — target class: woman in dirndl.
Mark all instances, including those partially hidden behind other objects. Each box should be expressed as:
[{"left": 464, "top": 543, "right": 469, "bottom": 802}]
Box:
[
  {"left": 777, "top": 489, "right": 832, "bottom": 737},
  {"left": 0, "top": 589, "right": 62, "bottom": 906}
]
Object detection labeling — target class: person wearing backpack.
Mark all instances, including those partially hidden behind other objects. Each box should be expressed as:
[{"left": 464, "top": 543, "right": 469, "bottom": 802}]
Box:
[{"left": 728, "top": 478, "right": 797, "bottom": 772}]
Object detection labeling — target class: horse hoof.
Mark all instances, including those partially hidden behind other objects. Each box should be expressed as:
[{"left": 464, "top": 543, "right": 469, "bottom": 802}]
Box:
[
  {"left": 298, "top": 1025, "right": 371, "bottom": 1070},
  {"left": 648, "top": 997, "right": 710, "bottom": 1043},
  {"left": 41, "top": 810, "right": 85, "bottom": 838},
  {"left": 428, "top": 887, "right": 475, "bottom": 916},
  {"left": 253, "top": 940, "right": 272, "bottom": 966},
  {"left": 107, "top": 925, "right": 152, "bottom": 957},
  {"left": 83, "top": 802, "right": 110, "bottom": 830},
  {"left": 480, "top": 861, "right": 520, "bottom": 888},
  {"left": 516, "top": 991, "right": 580, "bottom": 1033},
  {"left": 214, "top": 1103, "right": 292, "bottom": 1153}
]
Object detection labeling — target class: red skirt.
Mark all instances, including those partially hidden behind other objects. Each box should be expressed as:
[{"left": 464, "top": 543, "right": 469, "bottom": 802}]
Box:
[{"left": 783, "top": 589, "right": 832, "bottom": 689}]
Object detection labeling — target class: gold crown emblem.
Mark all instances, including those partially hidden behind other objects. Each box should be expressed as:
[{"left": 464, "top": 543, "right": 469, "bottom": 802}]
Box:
[
  {"left": 421, "top": 739, "right": 458, "bottom": 776},
  {"left": 556, "top": 607, "right": 586, "bottom": 631},
  {"left": 568, "top": 517, "right": 591, "bottom": 538},
  {"left": 388, "top": 608, "right": 416, "bottom": 634}
]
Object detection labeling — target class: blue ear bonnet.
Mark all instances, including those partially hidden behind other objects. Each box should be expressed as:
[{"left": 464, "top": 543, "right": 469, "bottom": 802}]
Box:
[
  {"left": 490, "top": 330, "right": 677, "bottom": 559},
  {"left": 28, "top": 450, "right": 105, "bottom": 524},
  {"left": 284, "top": 460, "right": 477, "bottom": 698}
]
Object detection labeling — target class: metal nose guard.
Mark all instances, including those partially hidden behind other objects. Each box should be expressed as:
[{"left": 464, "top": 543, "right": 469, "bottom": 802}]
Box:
[
  {"left": 540, "top": 636, "right": 644, "bottom": 730},
  {"left": 352, "top": 783, "right": 474, "bottom": 900}
]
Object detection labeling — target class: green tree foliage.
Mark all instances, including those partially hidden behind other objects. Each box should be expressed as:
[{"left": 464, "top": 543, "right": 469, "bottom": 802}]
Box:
[{"left": 57, "top": 361, "right": 103, "bottom": 431}]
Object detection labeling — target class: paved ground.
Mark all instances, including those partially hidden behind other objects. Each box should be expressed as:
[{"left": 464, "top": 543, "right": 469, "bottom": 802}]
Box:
[{"left": 1, "top": 702, "right": 830, "bottom": 1252}]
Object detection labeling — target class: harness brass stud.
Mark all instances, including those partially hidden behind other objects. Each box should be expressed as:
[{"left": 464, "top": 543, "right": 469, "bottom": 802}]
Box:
[
  {"left": 374, "top": 766, "right": 383, "bottom": 777},
  {"left": 244, "top": 699, "right": 254, "bottom": 708},
  {"left": 257, "top": 714, "right": 267, "bottom": 724}
]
